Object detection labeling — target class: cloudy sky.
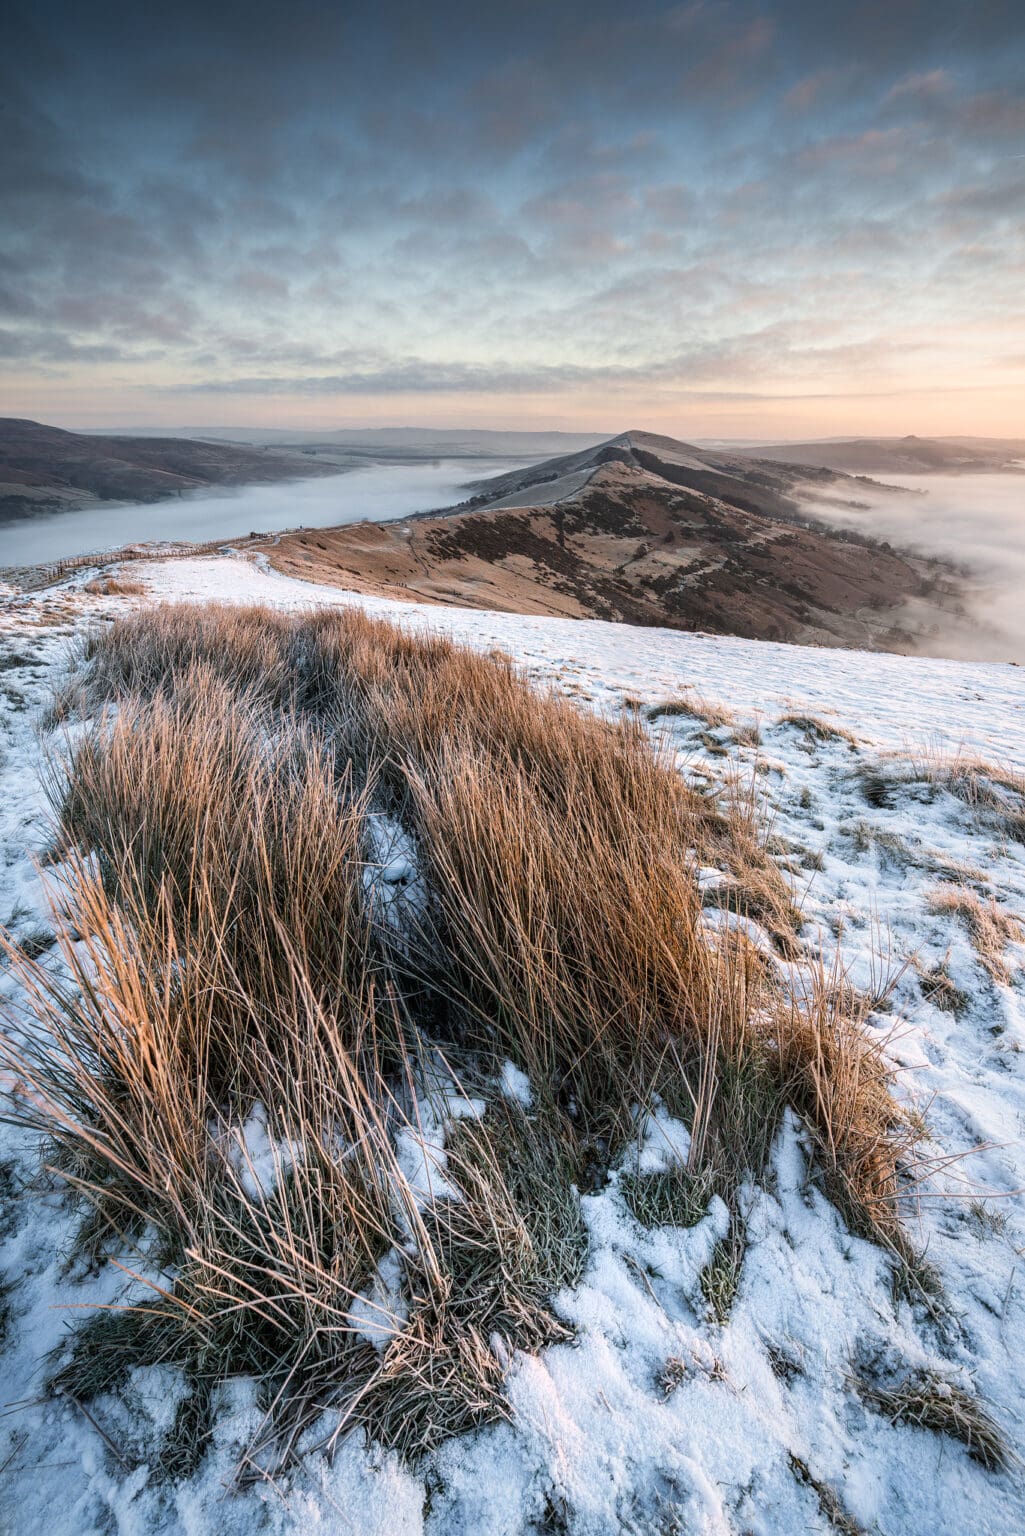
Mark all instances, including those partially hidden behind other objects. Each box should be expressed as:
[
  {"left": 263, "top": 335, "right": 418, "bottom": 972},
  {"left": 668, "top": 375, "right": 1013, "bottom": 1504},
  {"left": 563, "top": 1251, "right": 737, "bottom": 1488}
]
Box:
[{"left": 2, "top": 0, "right": 1024, "bottom": 435}]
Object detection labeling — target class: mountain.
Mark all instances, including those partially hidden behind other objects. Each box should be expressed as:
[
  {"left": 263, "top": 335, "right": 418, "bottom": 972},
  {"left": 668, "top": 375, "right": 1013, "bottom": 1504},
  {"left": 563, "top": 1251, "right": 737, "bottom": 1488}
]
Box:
[
  {"left": 0, "top": 417, "right": 341, "bottom": 523},
  {"left": 456, "top": 428, "right": 841, "bottom": 516},
  {"left": 266, "top": 428, "right": 957, "bottom": 651},
  {"left": 732, "top": 435, "right": 1025, "bottom": 475}
]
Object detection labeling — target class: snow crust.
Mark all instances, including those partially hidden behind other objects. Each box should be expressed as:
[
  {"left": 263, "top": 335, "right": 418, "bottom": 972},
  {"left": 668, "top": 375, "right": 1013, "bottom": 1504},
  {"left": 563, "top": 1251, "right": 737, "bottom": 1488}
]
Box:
[{"left": 2, "top": 557, "right": 1025, "bottom": 1534}]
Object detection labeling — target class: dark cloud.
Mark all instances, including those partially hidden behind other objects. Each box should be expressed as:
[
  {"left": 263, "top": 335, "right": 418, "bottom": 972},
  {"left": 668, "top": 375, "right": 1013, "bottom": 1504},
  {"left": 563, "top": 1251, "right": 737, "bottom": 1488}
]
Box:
[
  {"left": 0, "top": 328, "right": 141, "bottom": 365},
  {"left": 179, "top": 323, "right": 943, "bottom": 398}
]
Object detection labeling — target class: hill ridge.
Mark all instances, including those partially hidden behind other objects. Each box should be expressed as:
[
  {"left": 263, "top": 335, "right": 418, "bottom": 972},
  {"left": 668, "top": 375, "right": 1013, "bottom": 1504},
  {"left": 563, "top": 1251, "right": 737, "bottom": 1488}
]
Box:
[{"left": 265, "top": 426, "right": 955, "bottom": 653}]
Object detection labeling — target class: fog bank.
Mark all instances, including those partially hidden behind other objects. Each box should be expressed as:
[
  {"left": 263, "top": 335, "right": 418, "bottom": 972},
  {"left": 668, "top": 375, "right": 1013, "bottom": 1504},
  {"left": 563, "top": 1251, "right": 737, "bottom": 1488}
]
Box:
[
  {"left": 2, "top": 458, "right": 530, "bottom": 569},
  {"left": 799, "top": 471, "right": 1025, "bottom": 665}
]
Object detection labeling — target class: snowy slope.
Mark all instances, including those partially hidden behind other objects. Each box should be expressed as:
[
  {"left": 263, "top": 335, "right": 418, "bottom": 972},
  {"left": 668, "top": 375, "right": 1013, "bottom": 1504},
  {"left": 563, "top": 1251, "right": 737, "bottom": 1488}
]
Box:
[
  {"left": 1, "top": 556, "right": 1025, "bottom": 1536},
  {"left": 140, "top": 555, "right": 1025, "bottom": 767}
]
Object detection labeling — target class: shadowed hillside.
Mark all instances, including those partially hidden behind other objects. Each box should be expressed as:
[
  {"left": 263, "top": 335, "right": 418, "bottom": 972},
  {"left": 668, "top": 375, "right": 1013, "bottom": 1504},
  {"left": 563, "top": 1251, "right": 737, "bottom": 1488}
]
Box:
[
  {"left": 268, "top": 429, "right": 957, "bottom": 650},
  {"left": 733, "top": 435, "right": 1025, "bottom": 475},
  {"left": 0, "top": 417, "right": 340, "bottom": 522}
]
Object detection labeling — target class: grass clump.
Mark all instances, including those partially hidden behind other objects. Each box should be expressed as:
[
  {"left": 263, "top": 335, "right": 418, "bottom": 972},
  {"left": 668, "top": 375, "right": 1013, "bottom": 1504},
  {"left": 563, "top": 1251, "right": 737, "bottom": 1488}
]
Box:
[
  {"left": 357, "top": 1102, "right": 587, "bottom": 1460},
  {"left": 788, "top": 1453, "right": 867, "bottom": 1536},
  {"left": 1, "top": 602, "right": 927, "bottom": 1475},
  {"left": 160, "top": 1381, "right": 216, "bottom": 1482},
  {"left": 82, "top": 574, "right": 147, "bottom": 597},
  {"left": 622, "top": 1166, "right": 715, "bottom": 1230},
  {"left": 858, "top": 769, "right": 896, "bottom": 810},
  {"left": 927, "top": 885, "right": 1025, "bottom": 985},
  {"left": 855, "top": 1366, "right": 1010, "bottom": 1471},
  {"left": 14, "top": 928, "right": 54, "bottom": 961},
  {"left": 777, "top": 713, "right": 859, "bottom": 747},
  {"left": 49, "top": 1302, "right": 189, "bottom": 1403},
  {"left": 699, "top": 1216, "right": 747, "bottom": 1325},
  {"left": 917, "top": 958, "right": 971, "bottom": 1015},
  {"left": 646, "top": 693, "right": 737, "bottom": 730}
]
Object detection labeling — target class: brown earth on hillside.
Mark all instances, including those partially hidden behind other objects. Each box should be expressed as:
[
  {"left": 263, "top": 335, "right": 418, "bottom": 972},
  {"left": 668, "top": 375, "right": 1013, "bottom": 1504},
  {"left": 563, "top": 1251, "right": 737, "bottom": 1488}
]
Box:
[{"left": 268, "top": 451, "right": 957, "bottom": 650}]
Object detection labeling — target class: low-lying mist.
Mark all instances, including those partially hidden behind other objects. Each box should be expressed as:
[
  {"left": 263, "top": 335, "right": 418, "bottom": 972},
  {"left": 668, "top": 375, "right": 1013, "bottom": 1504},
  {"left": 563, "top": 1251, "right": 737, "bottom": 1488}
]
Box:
[
  {"left": 2, "top": 458, "right": 531, "bottom": 569},
  {"left": 799, "top": 471, "right": 1025, "bottom": 665}
]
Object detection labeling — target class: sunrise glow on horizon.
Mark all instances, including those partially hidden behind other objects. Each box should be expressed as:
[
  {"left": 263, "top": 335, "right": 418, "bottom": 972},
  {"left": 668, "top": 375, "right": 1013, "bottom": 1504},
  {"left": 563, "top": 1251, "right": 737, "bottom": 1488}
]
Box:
[{"left": 3, "top": 0, "right": 1024, "bottom": 437}]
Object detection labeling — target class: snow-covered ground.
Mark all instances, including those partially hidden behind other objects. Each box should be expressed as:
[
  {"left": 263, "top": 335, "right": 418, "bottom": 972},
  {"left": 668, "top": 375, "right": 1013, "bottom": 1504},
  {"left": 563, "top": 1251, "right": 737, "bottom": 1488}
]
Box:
[
  {"left": 2, "top": 554, "right": 1025, "bottom": 1535},
  {"left": 141, "top": 555, "right": 1025, "bottom": 768}
]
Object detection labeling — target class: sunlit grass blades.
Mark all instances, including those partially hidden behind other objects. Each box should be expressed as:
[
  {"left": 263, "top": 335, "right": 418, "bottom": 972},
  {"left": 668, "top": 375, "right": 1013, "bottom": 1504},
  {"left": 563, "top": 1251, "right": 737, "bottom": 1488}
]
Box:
[{"left": 0, "top": 600, "right": 926, "bottom": 1475}]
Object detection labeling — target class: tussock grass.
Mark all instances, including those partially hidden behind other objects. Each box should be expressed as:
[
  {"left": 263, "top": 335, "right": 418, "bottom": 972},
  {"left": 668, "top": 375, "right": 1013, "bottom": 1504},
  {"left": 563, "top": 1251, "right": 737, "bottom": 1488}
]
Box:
[
  {"left": 0, "top": 602, "right": 924, "bottom": 1470},
  {"left": 858, "top": 769, "right": 896, "bottom": 810},
  {"left": 644, "top": 696, "right": 760, "bottom": 748},
  {"left": 646, "top": 693, "right": 737, "bottom": 730},
  {"left": 777, "top": 712, "right": 859, "bottom": 747},
  {"left": 854, "top": 1367, "right": 1010, "bottom": 1471},
  {"left": 15, "top": 927, "right": 54, "bottom": 960},
  {"left": 927, "top": 885, "right": 1025, "bottom": 985},
  {"left": 917, "top": 957, "right": 971, "bottom": 1015},
  {"left": 775, "top": 961, "right": 915, "bottom": 1245},
  {"left": 355, "top": 1103, "right": 585, "bottom": 1459},
  {"left": 861, "top": 746, "right": 1025, "bottom": 844},
  {"left": 82, "top": 574, "right": 147, "bottom": 597},
  {"left": 697, "top": 771, "right": 804, "bottom": 952}
]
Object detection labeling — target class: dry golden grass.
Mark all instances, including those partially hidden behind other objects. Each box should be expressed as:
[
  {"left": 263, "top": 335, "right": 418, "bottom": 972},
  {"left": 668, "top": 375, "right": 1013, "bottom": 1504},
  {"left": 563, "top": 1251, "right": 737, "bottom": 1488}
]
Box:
[
  {"left": 777, "top": 712, "right": 859, "bottom": 747},
  {"left": 927, "top": 885, "right": 1025, "bottom": 985},
  {"left": 0, "top": 601, "right": 923, "bottom": 1470},
  {"left": 82, "top": 574, "right": 147, "bottom": 597},
  {"left": 3, "top": 855, "right": 405, "bottom": 1453},
  {"left": 775, "top": 960, "right": 912, "bottom": 1242},
  {"left": 854, "top": 1367, "right": 1010, "bottom": 1471},
  {"left": 646, "top": 692, "right": 737, "bottom": 730},
  {"left": 699, "top": 769, "right": 804, "bottom": 952}
]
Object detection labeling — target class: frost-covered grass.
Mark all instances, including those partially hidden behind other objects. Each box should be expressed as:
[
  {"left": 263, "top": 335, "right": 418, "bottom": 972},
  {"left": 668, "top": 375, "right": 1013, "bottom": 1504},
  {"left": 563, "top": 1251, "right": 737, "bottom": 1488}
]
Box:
[{"left": 853, "top": 1365, "right": 1011, "bottom": 1473}]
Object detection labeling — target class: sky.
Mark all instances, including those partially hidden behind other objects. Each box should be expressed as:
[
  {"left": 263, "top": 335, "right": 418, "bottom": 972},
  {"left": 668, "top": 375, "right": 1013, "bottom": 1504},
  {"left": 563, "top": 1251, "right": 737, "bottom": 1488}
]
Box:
[{"left": 2, "top": 0, "right": 1024, "bottom": 438}]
